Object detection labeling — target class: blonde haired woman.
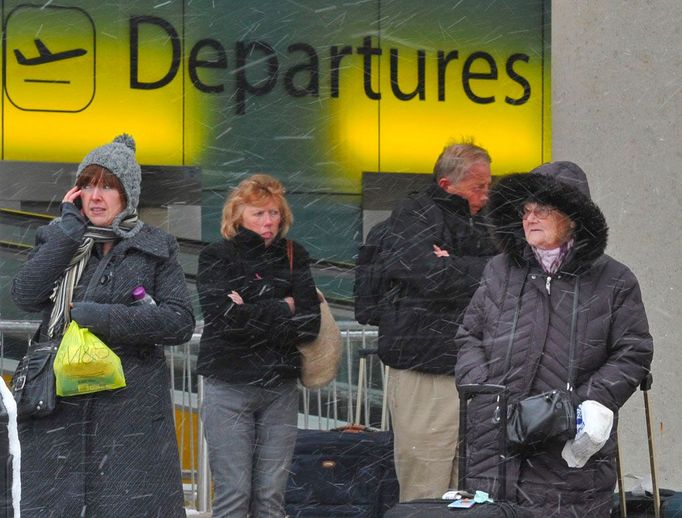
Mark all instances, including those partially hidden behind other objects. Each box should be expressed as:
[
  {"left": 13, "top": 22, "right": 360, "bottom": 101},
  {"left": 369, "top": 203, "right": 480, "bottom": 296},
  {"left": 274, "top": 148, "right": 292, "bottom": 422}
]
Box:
[{"left": 197, "top": 174, "right": 320, "bottom": 517}]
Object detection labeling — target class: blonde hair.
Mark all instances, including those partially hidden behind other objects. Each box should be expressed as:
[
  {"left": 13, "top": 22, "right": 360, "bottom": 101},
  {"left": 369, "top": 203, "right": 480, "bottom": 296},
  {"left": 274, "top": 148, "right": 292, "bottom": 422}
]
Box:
[{"left": 220, "top": 174, "right": 293, "bottom": 239}]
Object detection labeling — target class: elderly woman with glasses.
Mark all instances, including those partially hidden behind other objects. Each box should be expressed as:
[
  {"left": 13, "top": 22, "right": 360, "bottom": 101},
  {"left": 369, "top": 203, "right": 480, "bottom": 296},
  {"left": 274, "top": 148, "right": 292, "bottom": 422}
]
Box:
[{"left": 455, "top": 162, "right": 653, "bottom": 517}]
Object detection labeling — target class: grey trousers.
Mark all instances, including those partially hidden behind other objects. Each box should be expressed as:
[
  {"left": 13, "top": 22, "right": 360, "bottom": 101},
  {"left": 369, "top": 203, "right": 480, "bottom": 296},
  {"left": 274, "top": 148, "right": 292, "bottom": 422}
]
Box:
[{"left": 200, "top": 377, "right": 299, "bottom": 518}]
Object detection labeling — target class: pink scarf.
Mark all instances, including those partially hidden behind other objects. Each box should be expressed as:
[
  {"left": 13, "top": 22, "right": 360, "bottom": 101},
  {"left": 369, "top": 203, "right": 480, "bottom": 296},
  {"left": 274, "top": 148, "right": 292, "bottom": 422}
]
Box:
[{"left": 532, "top": 239, "right": 574, "bottom": 275}]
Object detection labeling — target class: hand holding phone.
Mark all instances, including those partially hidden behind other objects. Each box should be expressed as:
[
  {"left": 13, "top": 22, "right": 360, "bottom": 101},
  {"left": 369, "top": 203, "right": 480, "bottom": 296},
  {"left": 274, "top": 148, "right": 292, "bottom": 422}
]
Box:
[
  {"left": 58, "top": 186, "right": 87, "bottom": 234},
  {"left": 63, "top": 186, "right": 82, "bottom": 209}
]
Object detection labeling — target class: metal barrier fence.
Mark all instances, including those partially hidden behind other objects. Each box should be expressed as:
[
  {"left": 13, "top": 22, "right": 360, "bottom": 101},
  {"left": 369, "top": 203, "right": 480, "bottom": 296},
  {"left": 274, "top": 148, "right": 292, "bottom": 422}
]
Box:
[{"left": 0, "top": 319, "right": 384, "bottom": 514}]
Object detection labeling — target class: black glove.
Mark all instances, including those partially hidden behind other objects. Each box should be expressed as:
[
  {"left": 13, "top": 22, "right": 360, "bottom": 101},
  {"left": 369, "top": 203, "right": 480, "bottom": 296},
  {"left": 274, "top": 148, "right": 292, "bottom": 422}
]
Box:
[
  {"left": 59, "top": 202, "right": 87, "bottom": 241},
  {"left": 71, "top": 302, "right": 110, "bottom": 339}
]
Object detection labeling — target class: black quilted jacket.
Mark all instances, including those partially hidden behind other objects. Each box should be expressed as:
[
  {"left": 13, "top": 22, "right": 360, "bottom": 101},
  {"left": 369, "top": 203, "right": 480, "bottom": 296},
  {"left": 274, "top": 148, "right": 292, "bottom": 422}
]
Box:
[{"left": 455, "top": 169, "right": 653, "bottom": 517}]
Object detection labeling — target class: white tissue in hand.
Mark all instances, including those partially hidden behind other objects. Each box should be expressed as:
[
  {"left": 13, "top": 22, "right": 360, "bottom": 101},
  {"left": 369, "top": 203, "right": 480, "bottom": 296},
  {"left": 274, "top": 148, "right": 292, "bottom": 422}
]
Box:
[{"left": 562, "top": 400, "right": 614, "bottom": 468}]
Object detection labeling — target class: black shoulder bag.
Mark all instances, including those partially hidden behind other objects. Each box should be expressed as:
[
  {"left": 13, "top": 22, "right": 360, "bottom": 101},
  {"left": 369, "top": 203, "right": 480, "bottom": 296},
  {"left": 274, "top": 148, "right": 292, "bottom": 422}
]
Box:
[
  {"left": 12, "top": 225, "right": 105, "bottom": 419},
  {"left": 503, "top": 277, "right": 579, "bottom": 448},
  {"left": 12, "top": 326, "right": 59, "bottom": 419}
]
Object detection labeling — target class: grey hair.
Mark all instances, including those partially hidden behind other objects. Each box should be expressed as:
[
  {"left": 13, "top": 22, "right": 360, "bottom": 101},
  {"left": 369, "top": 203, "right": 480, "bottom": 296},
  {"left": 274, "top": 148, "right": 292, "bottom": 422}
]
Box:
[{"left": 432, "top": 139, "right": 491, "bottom": 184}]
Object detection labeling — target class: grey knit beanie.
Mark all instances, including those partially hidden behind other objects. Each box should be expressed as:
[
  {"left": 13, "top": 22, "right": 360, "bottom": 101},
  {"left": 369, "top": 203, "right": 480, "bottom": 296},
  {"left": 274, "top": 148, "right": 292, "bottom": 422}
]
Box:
[{"left": 77, "top": 134, "right": 143, "bottom": 238}]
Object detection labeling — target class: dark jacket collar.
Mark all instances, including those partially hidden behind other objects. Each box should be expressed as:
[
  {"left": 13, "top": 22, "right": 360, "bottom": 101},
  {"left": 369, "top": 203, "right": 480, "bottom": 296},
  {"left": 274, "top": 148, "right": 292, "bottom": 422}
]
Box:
[
  {"left": 232, "top": 226, "right": 285, "bottom": 259},
  {"left": 427, "top": 183, "right": 472, "bottom": 217}
]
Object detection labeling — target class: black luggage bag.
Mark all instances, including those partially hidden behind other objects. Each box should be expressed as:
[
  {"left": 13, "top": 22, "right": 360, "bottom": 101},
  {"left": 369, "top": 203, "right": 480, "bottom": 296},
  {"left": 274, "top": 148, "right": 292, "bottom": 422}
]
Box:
[
  {"left": 612, "top": 489, "right": 682, "bottom": 518},
  {"left": 285, "top": 348, "right": 399, "bottom": 517},
  {"left": 384, "top": 499, "right": 532, "bottom": 518},
  {"left": 286, "top": 427, "right": 398, "bottom": 517},
  {"left": 612, "top": 374, "right": 682, "bottom": 518},
  {"left": 384, "top": 384, "right": 533, "bottom": 518}
]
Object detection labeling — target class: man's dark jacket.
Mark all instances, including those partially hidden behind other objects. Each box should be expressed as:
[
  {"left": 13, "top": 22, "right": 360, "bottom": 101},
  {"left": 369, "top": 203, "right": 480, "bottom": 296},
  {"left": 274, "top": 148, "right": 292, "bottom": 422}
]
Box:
[{"left": 377, "top": 183, "right": 497, "bottom": 374}]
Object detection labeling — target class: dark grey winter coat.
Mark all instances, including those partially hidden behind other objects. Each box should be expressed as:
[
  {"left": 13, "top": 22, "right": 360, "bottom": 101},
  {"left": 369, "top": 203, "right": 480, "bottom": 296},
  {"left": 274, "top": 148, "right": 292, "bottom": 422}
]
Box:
[
  {"left": 12, "top": 220, "right": 195, "bottom": 517},
  {"left": 378, "top": 183, "right": 497, "bottom": 374},
  {"left": 455, "top": 166, "right": 653, "bottom": 518}
]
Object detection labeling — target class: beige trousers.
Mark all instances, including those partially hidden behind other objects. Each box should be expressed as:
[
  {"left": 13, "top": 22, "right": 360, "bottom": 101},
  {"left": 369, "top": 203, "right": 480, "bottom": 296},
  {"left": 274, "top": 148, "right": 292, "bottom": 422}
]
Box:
[{"left": 387, "top": 368, "right": 460, "bottom": 502}]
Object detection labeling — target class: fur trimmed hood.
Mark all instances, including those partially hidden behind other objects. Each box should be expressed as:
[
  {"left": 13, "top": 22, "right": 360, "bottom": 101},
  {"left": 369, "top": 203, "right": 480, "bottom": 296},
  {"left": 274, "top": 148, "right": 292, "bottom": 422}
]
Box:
[{"left": 488, "top": 162, "right": 608, "bottom": 270}]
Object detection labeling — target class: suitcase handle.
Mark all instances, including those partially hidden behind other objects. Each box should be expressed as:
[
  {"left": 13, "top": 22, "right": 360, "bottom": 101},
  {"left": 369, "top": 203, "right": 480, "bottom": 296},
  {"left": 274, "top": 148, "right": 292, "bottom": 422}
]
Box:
[
  {"left": 458, "top": 384, "right": 509, "bottom": 501},
  {"left": 617, "top": 372, "right": 658, "bottom": 518},
  {"left": 641, "top": 373, "right": 660, "bottom": 518},
  {"left": 640, "top": 372, "right": 653, "bottom": 392}
]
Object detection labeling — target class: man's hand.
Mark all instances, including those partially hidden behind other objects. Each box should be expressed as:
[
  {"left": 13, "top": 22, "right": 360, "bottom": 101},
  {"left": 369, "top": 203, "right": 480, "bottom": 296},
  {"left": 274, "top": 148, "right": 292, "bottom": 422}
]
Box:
[
  {"left": 284, "top": 296, "right": 296, "bottom": 314},
  {"left": 433, "top": 244, "right": 450, "bottom": 257},
  {"left": 228, "top": 291, "right": 244, "bottom": 305}
]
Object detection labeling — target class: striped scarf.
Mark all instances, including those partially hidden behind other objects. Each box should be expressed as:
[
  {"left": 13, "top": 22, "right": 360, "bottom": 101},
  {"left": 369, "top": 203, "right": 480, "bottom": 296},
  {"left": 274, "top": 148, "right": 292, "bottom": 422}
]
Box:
[{"left": 47, "top": 215, "right": 139, "bottom": 338}]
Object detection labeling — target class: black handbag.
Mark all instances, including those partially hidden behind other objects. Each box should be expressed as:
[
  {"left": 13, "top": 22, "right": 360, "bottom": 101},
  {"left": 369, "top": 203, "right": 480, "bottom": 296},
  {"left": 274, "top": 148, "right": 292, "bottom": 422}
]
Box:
[
  {"left": 506, "top": 389, "right": 576, "bottom": 447},
  {"left": 12, "top": 327, "right": 59, "bottom": 420},
  {"left": 501, "top": 276, "right": 580, "bottom": 448}
]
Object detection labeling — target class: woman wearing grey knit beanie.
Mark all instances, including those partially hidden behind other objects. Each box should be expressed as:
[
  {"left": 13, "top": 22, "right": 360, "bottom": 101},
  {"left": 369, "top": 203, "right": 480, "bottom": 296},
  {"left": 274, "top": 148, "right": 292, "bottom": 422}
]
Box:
[{"left": 12, "top": 134, "right": 195, "bottom": 517}]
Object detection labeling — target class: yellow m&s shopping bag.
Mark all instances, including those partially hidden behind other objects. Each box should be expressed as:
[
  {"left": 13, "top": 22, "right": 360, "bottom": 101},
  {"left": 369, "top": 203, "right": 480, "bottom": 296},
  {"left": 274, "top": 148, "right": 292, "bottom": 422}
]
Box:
[{"left": 54, "top": 321, "right": 126, "bottom": 396}]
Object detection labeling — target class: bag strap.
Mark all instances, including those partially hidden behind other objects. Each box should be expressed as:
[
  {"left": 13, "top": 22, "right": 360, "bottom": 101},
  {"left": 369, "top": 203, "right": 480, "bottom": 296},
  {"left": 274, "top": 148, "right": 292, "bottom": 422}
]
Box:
[
  {"left": 500, "top": 265, "right": 528, "bottom": 386},
  {"left": 501, "top": 270, "right": 580, "bottom": 391},
  {"left": 286, "top": 239, "right": 294, "bottom": 274},
  {"left": 566, "top": 278, "right": 580, "bottom": 391},
  {"left": 286, "top": 239, "right": 324, "bottom": 306}
]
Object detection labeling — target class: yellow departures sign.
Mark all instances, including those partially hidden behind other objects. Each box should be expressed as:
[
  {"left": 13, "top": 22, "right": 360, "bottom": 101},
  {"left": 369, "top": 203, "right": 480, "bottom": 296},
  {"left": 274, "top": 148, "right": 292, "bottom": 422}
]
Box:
[{"left": 1, "top": 2, "right": 550, "bottom": 179}]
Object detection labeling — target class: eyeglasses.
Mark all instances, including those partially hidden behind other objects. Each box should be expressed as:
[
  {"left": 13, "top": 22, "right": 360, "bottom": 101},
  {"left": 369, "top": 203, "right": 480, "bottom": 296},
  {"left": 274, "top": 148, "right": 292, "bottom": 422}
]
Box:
[{"left": 520, "top": 204, "right": 554, "bottom": 220}]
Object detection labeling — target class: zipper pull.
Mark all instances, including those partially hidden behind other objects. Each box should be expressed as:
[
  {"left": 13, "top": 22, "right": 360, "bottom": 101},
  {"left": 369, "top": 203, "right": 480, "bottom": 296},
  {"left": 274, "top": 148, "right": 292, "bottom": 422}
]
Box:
[
  {"left": 545, "top": 276, "right": 552, "bottom": 294},
  {"left": 493, "top": 395, "right": 501, "bottom": 423}
]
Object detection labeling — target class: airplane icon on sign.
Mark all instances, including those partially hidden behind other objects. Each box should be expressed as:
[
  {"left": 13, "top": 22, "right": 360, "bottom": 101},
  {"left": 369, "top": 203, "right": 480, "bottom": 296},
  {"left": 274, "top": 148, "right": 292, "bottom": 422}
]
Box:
[
  {"left": 5, "top": 4, "right": 95, "bottom": 111},
  {"left": 14, "top": 39, "right": 87, "bottom": 66}
]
